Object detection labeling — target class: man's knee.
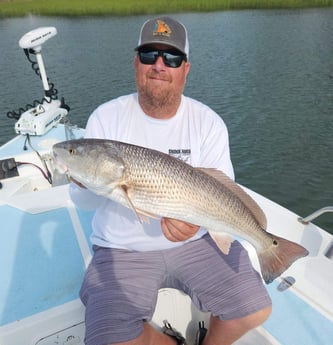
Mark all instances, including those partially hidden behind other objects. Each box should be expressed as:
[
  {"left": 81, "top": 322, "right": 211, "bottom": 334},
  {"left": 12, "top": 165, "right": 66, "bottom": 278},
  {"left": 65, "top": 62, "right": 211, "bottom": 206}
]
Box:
[
  {"left": 240, "top": 305, "right": 272, "bottom": 331},
  {"left": 205, "top": 306, "right": 272, "bottom": 345}
]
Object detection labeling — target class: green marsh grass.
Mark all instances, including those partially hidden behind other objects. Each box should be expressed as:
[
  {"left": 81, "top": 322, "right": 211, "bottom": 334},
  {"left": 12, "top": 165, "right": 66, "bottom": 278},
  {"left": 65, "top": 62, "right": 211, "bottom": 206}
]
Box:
[{"left": 0, "top": 0, "right": 332, "bottom": 17}]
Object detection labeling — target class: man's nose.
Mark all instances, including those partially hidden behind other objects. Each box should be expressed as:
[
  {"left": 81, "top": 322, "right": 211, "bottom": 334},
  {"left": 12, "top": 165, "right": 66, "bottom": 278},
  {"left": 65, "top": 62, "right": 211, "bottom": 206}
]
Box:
[{"left": 152, "top": 56, "right": 166, "bottom": 70}]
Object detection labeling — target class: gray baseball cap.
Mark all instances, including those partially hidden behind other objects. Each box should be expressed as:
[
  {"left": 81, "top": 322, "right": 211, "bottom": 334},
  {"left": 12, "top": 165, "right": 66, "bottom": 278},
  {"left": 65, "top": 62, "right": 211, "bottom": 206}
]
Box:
[{"left": 135, "top": 16, "right": 189, "bottom": 56}]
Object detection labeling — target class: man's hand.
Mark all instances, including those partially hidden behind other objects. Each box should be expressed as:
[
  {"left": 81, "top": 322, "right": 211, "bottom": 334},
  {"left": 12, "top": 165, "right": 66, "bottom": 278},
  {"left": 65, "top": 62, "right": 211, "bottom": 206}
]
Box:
[{"left": 161, "top": 218, "right": 200, "bottom": 242}]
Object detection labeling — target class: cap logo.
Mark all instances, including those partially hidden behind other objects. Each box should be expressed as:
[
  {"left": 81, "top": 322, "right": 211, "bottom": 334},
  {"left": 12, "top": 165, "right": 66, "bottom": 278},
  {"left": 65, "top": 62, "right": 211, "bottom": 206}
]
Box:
[{"left": 153, "top": 20, "right": 172, "bottom": 37}]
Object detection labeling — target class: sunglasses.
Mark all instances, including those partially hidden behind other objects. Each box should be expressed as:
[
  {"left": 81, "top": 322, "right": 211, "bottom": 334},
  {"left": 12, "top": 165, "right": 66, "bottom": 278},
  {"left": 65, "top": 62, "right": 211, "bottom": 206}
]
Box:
[{"left": 138, "top": 49, "right": 187, "bottom": 68}]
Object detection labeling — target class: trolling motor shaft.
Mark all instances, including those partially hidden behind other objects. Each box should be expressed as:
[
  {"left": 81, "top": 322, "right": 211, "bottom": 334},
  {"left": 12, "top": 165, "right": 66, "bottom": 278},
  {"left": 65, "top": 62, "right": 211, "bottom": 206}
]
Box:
[{"left": 19, "top": 27, "right": 57, "bottom": 100}]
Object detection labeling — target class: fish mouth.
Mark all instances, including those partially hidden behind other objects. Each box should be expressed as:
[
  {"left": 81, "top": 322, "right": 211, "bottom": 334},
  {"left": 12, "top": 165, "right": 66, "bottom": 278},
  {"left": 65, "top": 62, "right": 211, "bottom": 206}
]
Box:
[{"left": 52, "top": 151, "right": 69, "bottom": 175}]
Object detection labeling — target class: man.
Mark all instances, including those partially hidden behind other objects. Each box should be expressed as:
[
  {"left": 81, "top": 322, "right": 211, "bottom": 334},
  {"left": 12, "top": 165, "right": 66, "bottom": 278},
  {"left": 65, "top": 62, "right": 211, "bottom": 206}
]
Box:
[{"left": 71, "top": 16, "right": 272, "bottom": 345}]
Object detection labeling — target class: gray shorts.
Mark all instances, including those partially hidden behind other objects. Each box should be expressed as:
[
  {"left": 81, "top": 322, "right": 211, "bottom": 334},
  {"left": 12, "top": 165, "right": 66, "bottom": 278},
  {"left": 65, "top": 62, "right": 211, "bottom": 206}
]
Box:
[{"left": 80, "top": 234, "right": 272, "bottom": 345}]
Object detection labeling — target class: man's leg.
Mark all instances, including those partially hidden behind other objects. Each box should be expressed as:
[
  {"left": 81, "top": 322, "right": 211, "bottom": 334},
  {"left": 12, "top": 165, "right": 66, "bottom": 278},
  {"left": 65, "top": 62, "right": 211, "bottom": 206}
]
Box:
[
  {"left": 80, "top": 247, "right": 174, "bottom": 345},
  {"left": 203, "top": 306, "right": 272, "bottom": 345},
  {"left": 109, "top": 304, "right": 272, "bottom": 345},
  {"left": 110, "top": 323, "right": 180, "bottom": 345},
  {"left": 165, "top": 234, "right": 272, "bottom": 345}
]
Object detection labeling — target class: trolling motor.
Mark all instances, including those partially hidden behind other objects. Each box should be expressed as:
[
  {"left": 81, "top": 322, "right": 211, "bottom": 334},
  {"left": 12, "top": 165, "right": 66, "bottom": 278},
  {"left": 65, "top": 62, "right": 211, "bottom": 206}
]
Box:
[{"left": 10, "top": 27, "right": 70, "bottom": 136}]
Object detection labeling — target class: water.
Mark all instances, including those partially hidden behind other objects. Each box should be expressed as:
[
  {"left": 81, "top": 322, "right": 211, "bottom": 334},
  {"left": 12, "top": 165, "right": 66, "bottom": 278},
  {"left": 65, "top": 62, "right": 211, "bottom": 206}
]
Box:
[{"left": 0, "top": 9, "right": 332, "bottom": 232}]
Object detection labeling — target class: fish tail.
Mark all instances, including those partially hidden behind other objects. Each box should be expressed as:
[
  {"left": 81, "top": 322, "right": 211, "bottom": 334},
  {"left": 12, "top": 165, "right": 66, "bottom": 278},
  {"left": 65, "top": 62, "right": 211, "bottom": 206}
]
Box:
[{"left": 258, "top": 234, "right": 309, "bottom": 284}]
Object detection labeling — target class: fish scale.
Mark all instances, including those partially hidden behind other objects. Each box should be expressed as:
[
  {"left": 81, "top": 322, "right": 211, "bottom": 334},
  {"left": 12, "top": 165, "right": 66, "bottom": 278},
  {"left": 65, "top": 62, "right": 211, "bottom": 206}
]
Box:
[{"left": 121, "top": 144, "right": 235, "bottom": 222}]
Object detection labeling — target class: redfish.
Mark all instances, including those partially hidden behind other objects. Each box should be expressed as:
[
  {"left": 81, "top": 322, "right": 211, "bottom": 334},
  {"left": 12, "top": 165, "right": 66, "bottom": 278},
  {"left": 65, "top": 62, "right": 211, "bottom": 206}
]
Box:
[{"left": 53, "top": 138, "right": 308, "bottom": 284}]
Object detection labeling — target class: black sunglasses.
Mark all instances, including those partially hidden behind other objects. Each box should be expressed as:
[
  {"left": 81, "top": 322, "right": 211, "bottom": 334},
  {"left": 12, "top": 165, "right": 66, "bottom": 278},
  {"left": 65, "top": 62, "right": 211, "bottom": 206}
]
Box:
[{"left": 138, "top": 49, "right": 187, "bottom": 68}]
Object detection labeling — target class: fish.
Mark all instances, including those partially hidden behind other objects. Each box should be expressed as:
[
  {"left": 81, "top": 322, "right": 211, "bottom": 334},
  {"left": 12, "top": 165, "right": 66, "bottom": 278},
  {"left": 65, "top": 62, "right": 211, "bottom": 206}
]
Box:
[{"left": 53, "top": 138, "right": 309, "bottom": 284}]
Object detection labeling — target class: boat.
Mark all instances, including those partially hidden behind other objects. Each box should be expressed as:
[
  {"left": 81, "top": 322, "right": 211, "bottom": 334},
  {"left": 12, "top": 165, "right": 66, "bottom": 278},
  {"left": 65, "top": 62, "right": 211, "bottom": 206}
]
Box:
[{"left": 1, "top": 27, "right": 333, "bottom": 345}]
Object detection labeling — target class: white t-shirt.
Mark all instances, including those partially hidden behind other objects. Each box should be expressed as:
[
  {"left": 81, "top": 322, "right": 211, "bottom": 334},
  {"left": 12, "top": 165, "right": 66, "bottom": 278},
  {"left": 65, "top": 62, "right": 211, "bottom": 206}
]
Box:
[{"left": 70, "top": 93, "right": 234, "bottom": 251}]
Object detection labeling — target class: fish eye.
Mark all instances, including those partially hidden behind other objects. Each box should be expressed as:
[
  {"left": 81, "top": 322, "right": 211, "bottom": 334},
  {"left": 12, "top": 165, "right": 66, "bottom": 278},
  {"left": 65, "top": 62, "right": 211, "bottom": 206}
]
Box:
[{"left": 69, "top": 148, "right": 76, "bottom": 155}]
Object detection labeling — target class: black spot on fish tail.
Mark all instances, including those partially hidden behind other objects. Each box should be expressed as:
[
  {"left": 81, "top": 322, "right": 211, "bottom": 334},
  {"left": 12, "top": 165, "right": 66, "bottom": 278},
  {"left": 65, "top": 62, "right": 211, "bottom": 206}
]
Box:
[{"left": 258, "top": 234, "right": 309, "bottom": 284}]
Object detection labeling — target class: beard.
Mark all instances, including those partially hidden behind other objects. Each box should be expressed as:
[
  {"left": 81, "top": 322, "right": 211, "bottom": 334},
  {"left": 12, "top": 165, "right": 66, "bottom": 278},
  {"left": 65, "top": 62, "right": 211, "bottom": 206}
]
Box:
[
  {"left": 139, "top": 85, "right": 176, "bottom": 109},
  {"left": 137, "top": 73, "right": 182, "bottom": 110}
]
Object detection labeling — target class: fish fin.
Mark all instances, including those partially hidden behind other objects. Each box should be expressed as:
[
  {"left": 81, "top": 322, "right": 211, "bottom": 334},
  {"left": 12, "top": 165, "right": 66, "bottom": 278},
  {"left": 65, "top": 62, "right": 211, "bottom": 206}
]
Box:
[
  {"left": 136, "top": 213, "right": 150, "bottom": 224},
  {"left": 119, "top": 185, "right": 160, "bottom": 224},
  {"left": 117, "top": 185, "right": 146, "bottom": 224},
  {"left": 197, "top": 168, "right": 267, "bottom": 229},
  {"left": 209, "top": 231, "right": 234, "bottom": 255},
  {"left": 136, "top": 208, "right": 160, "bottom": 223},
  {"left": 258, "top": 233, "right": 309, "bottom": 284}
]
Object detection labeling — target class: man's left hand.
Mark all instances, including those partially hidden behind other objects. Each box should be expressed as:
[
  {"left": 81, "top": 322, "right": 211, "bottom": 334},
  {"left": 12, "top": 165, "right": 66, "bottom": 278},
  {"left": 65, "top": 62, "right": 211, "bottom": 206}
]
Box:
[{"left": 161, "top": 218, "right": 200, "bottom": 242}]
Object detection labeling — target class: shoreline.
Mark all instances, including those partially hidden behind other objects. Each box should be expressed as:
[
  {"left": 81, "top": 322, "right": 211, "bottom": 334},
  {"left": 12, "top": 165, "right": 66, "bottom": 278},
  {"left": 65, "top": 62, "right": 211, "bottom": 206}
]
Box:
[{"left": 1, "top": 0, "right": 332, "bottom": 18}]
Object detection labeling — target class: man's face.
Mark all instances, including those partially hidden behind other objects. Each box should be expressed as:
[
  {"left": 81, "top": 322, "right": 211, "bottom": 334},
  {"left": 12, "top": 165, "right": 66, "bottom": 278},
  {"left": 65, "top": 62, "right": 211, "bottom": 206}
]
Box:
[{"left": 134, "top": 44, "right": 190, "bottom": 113}]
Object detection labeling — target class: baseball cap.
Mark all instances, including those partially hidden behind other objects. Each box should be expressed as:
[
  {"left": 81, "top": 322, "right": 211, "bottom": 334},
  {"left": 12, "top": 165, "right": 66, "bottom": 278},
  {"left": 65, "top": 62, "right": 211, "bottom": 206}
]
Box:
[{"left": 135, "top": 16, "right": 189, "bottom": 57}]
